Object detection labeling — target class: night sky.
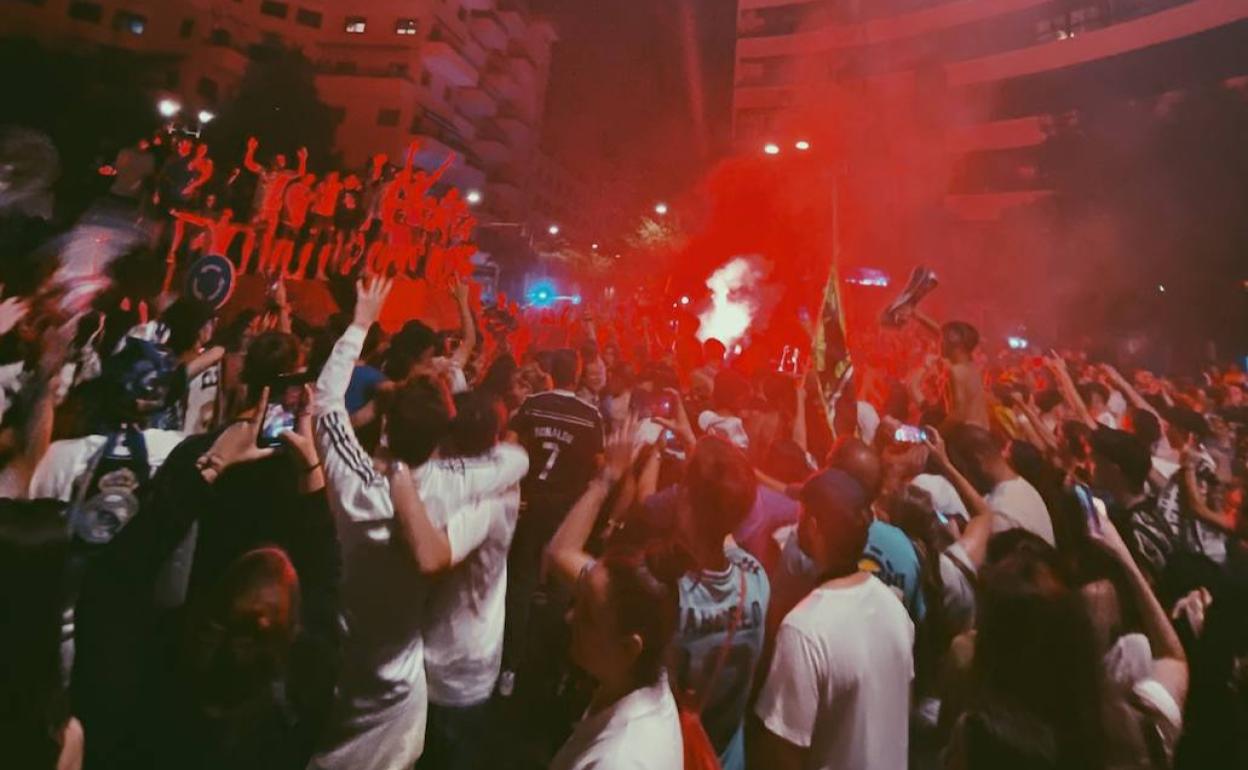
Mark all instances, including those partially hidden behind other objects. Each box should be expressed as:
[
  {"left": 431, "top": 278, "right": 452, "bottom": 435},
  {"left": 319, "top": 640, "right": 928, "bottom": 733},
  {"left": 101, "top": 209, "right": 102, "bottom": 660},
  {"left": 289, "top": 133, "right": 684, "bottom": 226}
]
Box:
[{"left": 532, "top": 0, "right": 738, "bottom": 203}]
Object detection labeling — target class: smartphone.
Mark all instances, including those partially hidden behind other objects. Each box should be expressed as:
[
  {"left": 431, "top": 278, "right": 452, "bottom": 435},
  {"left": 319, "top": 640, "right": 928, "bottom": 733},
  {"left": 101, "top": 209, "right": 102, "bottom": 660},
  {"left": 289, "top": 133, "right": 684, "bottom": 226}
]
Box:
[
  {"left": 257, "top": 373, "right": 309, "bottom": 448},
  {"left": 258, "top": 403, "right": 297, "bottom": 448},
  {"left": 893, "top": 425, "right": 928, "bottom": 444},
  {"left": 1074, "top": 483, "right": 1101, "bottom": 536},
  {"left": 653, "top": 392, "right": 675, "bottom": 421}
]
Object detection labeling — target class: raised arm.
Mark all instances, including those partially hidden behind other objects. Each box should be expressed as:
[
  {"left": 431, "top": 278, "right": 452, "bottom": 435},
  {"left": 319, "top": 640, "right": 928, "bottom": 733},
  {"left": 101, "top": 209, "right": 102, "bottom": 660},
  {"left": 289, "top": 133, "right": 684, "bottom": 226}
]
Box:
[
  {"left": 448, "top": 275, "right": 476, "bottom": 370},
  {"left": 1094, "top": 503, "right": 1188, "bottom": 710},
  {"left": 1102, "top": 364, "right": 1161, "bottom": 421},
  {"left": 243, "top": 136, "right": 263, "bottom": 174},
  {"left": 428, "top": 151, "right": 455, "bottom": 185},
  {"left": 1046, "top": 352, "right": 1096, "bottom": 430},
  {"left": 544, "top": 416, "right": 637, "bottom": 589},
  {"left": 295, "top": 146, "right": 308, "bottom": 178},
  {"left": 925, "top": 427, "right": 996, "bottom": 569}
]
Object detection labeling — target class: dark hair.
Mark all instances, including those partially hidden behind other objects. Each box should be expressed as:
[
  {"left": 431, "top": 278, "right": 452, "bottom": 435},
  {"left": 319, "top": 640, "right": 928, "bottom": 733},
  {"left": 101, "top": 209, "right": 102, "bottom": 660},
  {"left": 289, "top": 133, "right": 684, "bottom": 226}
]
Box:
[
  {"left": 712, "top": 370, "right": 752, "bottom": 413},
  {"left": 550, "top": 348, "right": 580, "bottom": 390},
  {"left": 600, "top": 542, "right": 686, "bottom": 687},
  {"left": 440, "top": 390, "right": 503, "bottom": 459},
  {"left": 184, "top": 548, "right": 300, "bottom": 712},
  {"left": 945, "top": 423, "right": 1003, "bottom": 494},
  {"left": 1077, "top": 382, "right": 1110, "bottom": 406},
  {"left": 762, "top": 439, "right": 814, "bottom": 485},
  {"left": 1126, "top": 407, "right": 1161, "bottom": 451},
  {"left": 942, "top": 321, "right": 980, "bottom": 355},
  {"left": 242, "top": 331, "right": 300, "bottom": 398},
  {"left": 960, "top": 706, "right": 1060, "bottom": 770},
  {"left": 973, "top": 549, "right": 1106, "bottom": 770},
  {"left": 1035, "top": 389, "right": 1063, "bottom": 414},
  {"left": 387, "top": 377, "right": 453, "bottom": 465},
  {"left": 685, "top": 437, "right": 757, "bottom": 538},
  {"left": 161, "top": 297, "right": 216, "bottom": 355},
  {"left": 703, "top": 338, "right": 727, "bottom": 362},
  {"left": 0, "top": 500, "right": 71, "bottom": 769},
  {"left": 385, "top": 320, "right": 437, "bottom": 380}
]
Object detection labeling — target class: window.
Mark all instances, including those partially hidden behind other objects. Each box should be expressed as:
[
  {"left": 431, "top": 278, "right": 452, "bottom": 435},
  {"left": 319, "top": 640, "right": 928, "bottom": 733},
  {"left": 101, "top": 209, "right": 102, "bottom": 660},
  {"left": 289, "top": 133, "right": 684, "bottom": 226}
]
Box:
[
  {"left": 67, "top": 1, "right": 103, "bottom": 23},
  {"left": 457, "top": 8, "right": 467, "bottom": 21},
  {"left": 197, "top": 77, "right": 219, "bottom": 102},
  {"left": 344, "top": 16, "right": 366, "bottom": 33},
  {"left": 388, "top": 62, "right": 409, "bottom": 76},
  {"left": 377, "top": 109, "right": 400, "bottom": 127},
  {"left": 112, "top": 10, "right": 146, "bottom": 35},
  {"left": 259, "top": 1, "right": 288, "bottom": 19},
  {"left": 395, "top": 18, "right": 419, "bottom": 36},
  {"left": 295, "top": 8, "right": 322, "bottom": 27},
  {"left": 209, "top": 27, "right": 231, "bottom": 45},
  {"left": 179, "top": 18, "right": 195, "bottom": 38},
  {"left": 333, "top": 60, "right": 357, "bottom": 74}
]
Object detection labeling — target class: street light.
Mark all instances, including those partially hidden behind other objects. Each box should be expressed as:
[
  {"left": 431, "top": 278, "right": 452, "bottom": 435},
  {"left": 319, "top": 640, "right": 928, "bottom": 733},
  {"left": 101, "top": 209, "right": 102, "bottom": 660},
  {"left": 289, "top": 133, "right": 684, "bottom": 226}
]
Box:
[
  {"left": 654, "top": 202, "right": 669, "bottom": 216},
  {"left": 465, "top": 189, "right": 482, "bottom": 205},
  {"left": 158, "top": 98, "right": 182, "bottom": 118},
  {"left": 547, "top": 224, "right": 560, "bottom": 236},
  {"left": 591, "top": 242, "right": 600, "bottom": 250},
  {"left": 197, "top": 110, "right": 216, "bottom": 124},
  {"left": 763, "top": 142, "right": 781, "bottom": 155},
  {"left": 795, "top": 140, "right": 811, "bottom": 151}
]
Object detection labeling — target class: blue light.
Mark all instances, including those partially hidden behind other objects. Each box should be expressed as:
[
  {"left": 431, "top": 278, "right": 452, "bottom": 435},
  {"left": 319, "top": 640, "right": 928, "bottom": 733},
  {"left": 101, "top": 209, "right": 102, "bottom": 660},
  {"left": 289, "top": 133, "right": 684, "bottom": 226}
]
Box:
[
  {"left": 526, "top": 280, "right": 557, "bottom": 308},
  {"left": 571, "top": 295, "right": 582, "bottom": 305}
]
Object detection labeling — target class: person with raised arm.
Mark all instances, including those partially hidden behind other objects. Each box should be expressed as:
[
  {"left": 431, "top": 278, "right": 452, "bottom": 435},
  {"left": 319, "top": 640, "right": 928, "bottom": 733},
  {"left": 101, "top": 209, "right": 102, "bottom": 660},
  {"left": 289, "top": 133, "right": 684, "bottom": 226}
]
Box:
[{"left": 309, "top": 275, "right": 522, "bottom": 770}]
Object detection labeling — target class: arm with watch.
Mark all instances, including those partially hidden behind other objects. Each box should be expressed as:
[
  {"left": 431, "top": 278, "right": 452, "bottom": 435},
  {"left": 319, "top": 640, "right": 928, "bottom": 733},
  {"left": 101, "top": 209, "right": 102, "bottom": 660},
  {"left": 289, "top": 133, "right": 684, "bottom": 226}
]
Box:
[{"left": 544, "top": 415, "right": 641, "bottom": 590}]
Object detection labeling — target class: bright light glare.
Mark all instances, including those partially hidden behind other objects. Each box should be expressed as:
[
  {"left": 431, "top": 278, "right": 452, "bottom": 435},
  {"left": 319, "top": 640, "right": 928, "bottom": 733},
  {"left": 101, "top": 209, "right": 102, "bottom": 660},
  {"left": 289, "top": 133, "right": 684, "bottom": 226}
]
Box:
[
  {"left": 680, "top": 295, "right": 690, "bottom": 306},
  {"left": 1158, "top": 284, "right": 1166, "bottom": 293},
  {"left": 197, "top": 110, "right": 215, "bottom": 124},
  {"left": 795, "top": 140, "right": 811, "bottom": 151},
  {"left": 763, "top": 143, "right": 781, "bottom": 155},
  {"left": 698, "top": 256, "right": 763, "bottom": 352},
  {"left": 591, "top": 242, "right": 599, "bottom": 250},
  {"left": 548, "top": 224, "right": 560, "bottom": 236},
  {"left": 158, "top": 99, "right": 182, "bottom": 118},
  {"left": 654, "top": 202, "right": 669, "bottom": 215},
  {"left": 465, "top": 190, "right": 482, "bottom": 205}
]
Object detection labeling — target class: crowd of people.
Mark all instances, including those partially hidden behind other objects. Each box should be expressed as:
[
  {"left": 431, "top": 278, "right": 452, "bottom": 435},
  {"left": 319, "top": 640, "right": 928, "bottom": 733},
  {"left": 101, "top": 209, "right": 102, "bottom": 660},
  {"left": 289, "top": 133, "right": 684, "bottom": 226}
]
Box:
[
  {"left": 101, "top": 128, "right": 478, "bottom": 289},
  {"left": 3, "top": 129, "right": 1248, "bottom": 770}
]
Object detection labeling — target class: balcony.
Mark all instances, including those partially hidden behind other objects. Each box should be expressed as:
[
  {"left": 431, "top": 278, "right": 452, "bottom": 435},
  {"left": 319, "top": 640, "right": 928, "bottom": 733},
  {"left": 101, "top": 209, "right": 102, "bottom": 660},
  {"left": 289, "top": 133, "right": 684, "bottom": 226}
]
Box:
[
  {"left": 422, "top": 36, "right": 478, "bottom": 87},
  {"left": 471, "top": 12, "right": 509, "bottom": 50},
  {"left": 509, "top": 47, "right": 538, "bottom": 85},
  {"left": 454, "top": 86, "right": 498, "bottom": 119}
]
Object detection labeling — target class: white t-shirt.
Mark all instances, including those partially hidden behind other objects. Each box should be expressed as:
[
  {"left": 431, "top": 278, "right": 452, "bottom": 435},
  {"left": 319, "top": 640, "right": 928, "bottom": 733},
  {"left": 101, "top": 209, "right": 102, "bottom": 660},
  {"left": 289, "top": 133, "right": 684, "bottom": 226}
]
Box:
[
  {"left": 856, "top": 401, "right": 880, "bottom": 445},
  {"left": 755, "top": 575, "right": 914, "bottom": 770},
  {"left": 182, "top": 362, "right": 221, "bottom": 434},
  {"left": 550, "top": 671, "right": 683, "bottom": 770},
  {"left": 986, "top": 476, "right": 1055, "bottom": 546},
  {"left": 29, "top": 429, "right": 185, "bottom": 501},
  {"left": 420, "top": 443, "right": 529, "bottom": 706},
  {"left": 699, "top": 410, "right": 750, "bottom": 450},
  {"left": 910, "top": 474, "right": 970, "bottom": 524}
]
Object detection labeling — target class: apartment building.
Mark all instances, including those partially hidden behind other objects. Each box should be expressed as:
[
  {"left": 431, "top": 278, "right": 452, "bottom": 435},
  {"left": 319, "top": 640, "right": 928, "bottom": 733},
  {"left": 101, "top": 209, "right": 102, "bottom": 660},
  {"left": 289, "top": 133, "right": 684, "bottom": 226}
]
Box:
[
  {"left": 732, "top": 0, "right": 1248, "bottom": 223},
  {"left": 3, "top": 0, "right": 556, "bottom": 221}
]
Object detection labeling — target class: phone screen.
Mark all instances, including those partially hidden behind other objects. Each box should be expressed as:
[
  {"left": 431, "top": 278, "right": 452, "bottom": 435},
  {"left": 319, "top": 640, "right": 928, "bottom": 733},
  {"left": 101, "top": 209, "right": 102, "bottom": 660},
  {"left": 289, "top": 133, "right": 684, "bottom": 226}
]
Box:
[
  {"left": 893, "top": 425, "right": 928, "bottom": 444},
  {"left": 1074, "top": 484, "right": 1101, "bottom": 535},
  {"left": 258, "top": 404, "right": 297, "bottom": 448}
]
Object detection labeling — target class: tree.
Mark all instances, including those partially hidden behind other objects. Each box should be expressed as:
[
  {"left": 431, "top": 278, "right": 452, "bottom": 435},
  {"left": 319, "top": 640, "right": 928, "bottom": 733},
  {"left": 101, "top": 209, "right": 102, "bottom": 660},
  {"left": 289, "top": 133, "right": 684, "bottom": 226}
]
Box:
[{"left": 204, "top": 45, "right": 339, "bottom": 170}]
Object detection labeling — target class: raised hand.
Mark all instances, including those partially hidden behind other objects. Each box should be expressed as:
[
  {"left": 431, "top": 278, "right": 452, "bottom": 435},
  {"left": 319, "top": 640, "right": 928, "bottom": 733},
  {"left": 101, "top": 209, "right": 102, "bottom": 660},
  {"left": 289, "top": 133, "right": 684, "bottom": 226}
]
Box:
[
  {"left": 448, "top": 273, "right": 470, "bottom": 306},
  {"left": 0, "top": 296, "right": 30, "bottom": 337},
  {"left": 923, "top": 426, "right": 950, "bottom": 469},
  {"left": 247, "top": 136, "right": 259, "bottom": 151},
  {"left": 279, "top": 384, "right": 319, "bottom": 469},
  {"left": 603, "top": 414, "right": 641, "bottom": 484},
  {"left": 200, "top": 387, "right": 276, "bottom": 481},
  {"left": 353, "top": 274, "right": 394, "bottom": 329}
]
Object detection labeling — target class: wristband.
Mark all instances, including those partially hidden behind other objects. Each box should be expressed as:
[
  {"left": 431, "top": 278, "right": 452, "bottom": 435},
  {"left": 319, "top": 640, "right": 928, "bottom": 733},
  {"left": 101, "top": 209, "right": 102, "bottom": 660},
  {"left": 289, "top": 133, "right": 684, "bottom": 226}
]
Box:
[{"left": 303, "top": 461, "right": 323, "bottom": 474}]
